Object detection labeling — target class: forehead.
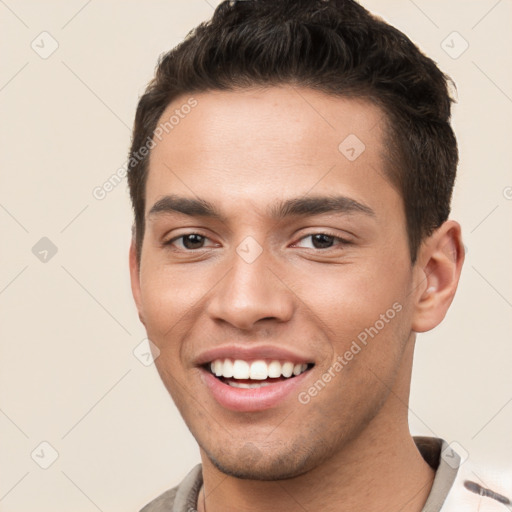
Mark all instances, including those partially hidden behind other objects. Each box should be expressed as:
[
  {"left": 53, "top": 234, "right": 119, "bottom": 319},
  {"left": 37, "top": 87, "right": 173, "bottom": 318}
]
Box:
[
  {"left": 152, "top": 86, "right": 385, "bottom": 160},
  {"left": 145, "top": 86, "right": 395, "bottom": 219}
]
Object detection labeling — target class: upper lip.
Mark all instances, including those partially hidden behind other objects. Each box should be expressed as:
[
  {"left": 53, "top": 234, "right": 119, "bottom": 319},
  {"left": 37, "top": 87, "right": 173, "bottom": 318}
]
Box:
[{"left": 195, "top": 344, "right": 315, "bottom": 366}]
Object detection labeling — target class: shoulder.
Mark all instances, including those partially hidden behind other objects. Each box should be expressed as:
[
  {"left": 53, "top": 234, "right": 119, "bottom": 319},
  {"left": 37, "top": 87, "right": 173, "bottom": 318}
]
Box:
[
  {"left": 140, "top": 486, "right": 179, "bottom": 512},
  {"left": 441, "top": 457, "right": 512, "bottom": 512},
  {"left": 139, "top": 464, "right": 203, "bottom": 512}
]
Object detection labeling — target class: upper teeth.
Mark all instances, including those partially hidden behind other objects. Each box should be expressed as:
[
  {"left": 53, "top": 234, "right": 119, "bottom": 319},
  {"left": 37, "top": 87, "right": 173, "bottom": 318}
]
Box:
[{"left": 210, "top": 359, "right": 308, "bottom": 380}]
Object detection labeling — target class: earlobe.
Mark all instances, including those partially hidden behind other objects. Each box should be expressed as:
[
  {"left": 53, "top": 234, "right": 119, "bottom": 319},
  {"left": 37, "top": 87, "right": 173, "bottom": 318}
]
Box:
[
  {"left": 129, "top": 239, "right": 146, "bottom": 327},
  {"left": 411, "top": 220, "right": 465, "bottom": 333}
]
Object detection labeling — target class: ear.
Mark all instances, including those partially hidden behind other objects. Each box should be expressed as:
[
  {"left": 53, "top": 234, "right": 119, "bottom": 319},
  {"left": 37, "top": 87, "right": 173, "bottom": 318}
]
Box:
[
  {"left": 129, "top": 237, "right": 146, "bottom": 327},
  {"left": 411, "top": 220, "right": 465, "bottom": 333}
]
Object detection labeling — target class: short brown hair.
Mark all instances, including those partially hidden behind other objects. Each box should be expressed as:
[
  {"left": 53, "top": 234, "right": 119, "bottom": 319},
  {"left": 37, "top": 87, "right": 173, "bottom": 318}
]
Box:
[{"left": 128, "top": 0, "right": 458, "bottom": 264}]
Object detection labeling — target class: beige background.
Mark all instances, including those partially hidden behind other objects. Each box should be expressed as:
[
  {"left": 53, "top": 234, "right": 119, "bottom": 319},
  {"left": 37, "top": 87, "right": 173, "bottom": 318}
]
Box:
[{"left": 1, "top": 0, "right": 511, "bottom": 510}]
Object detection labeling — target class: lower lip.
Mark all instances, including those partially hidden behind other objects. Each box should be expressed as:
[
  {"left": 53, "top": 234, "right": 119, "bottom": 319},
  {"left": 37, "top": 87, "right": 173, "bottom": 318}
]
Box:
[{"left": 201, "top": 369, "right": 311, "bottom": 412}]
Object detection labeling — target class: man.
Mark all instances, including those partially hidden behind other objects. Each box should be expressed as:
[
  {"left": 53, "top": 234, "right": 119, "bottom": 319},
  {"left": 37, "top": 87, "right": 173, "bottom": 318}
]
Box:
[{"left": 127, "top": 1, "right": 509, "bottom": 510}]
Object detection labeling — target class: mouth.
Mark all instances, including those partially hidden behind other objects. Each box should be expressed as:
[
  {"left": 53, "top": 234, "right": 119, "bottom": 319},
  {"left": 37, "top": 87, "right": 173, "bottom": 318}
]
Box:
[
  {"left": 205, "top": 358, "right": 314, "bottom": 388},
  {"left": 200, "top": 358, "right": 315, "bottom": 412}
]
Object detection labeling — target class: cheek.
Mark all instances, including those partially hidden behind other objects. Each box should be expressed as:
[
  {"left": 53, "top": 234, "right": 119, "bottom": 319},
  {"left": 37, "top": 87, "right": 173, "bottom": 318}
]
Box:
[
  {"left": 138, "top": 262, "right": 191, "bottom": 341},
  {"left": 299, "top": 263, "right": 406, "bottom": 325},
  {"left": 292, "top": 258, "right": 411, "bottom": 369},
  {"left": 137, "top": 260, "right": 219, "bottom": 370},
  {"left": 140, "top": 251, "right": 202, "bottom": 306}
]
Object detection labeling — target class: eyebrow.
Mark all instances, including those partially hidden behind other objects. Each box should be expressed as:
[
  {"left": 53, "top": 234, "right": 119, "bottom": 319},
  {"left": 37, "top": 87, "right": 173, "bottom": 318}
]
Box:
[{"left": 147, "top": 194, "right": 375, "bottom": 222}]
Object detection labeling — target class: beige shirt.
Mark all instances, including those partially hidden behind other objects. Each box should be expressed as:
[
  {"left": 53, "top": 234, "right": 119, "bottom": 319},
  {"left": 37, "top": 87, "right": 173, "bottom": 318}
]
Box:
[{"left": 140, "top": 437, "right": 509, "bottom": 512}]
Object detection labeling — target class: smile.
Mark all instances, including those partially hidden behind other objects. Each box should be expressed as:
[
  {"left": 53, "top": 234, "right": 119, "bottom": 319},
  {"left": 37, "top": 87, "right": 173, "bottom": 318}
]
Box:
[
  {"left": 201, "top": 358, "right": 314, "bottom": 411},
  {"left": 210, "top": 358, "right": 310, "bottom": 382}
]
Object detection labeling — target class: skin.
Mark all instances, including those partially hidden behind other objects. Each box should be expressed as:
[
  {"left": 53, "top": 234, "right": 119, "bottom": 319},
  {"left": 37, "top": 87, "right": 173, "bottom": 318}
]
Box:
[{"left": 129, "top": 86, "right": 464, "bottom": 512}]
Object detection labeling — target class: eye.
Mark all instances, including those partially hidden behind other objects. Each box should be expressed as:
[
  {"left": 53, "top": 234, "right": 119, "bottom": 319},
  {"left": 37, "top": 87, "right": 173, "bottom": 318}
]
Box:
[
  {"left": 294, "top": 232, "right": 350, "bottom": 250},
  {"left": 164, "top": 231, "right": 350, "bottom": 252},
  {"left": 165, "top": 233, "right": 217, "bottom": 250}
]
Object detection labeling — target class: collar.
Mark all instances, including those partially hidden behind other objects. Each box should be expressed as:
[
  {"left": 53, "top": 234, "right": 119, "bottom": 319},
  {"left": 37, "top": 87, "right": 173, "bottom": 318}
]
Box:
[{"left": 171, "top": 436, "right": 459, "bottom": 512}]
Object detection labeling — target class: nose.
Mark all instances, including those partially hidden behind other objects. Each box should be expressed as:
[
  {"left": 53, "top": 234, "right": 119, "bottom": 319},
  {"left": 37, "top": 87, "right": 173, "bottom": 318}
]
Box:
[{"left": 206, "top": 244, "right": 295, "bottom": 331}]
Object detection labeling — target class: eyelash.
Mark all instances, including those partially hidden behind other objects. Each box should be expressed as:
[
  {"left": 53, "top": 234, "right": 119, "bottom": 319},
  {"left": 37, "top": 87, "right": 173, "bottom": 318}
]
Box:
[{"left": 164, "top": 231, "right": 351, "bottom": 251}]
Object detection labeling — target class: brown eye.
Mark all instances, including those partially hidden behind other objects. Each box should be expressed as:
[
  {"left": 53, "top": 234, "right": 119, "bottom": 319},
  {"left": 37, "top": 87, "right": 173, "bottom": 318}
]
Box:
[
  {"left": 310, "top": 234, "right": 335, "bottom": 249},
  {"left": 181, "top": 234, "right": 206, "bottom": 249},
  {"left": 166, "top": 233, "right": 213, "bottom": 250},
  {"left": 294, "top": 232, "right": 349, "bottom": 250}
]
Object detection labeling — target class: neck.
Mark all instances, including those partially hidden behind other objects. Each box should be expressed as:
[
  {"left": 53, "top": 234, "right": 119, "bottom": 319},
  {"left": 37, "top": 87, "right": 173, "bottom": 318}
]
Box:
[{"left": 198, "top": 341, "right": 435, "bottom": 512}]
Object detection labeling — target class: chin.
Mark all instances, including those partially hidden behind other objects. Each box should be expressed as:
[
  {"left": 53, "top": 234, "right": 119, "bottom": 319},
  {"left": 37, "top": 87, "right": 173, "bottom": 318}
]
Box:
[{"left": 202, "top": 438, "right": 322, "bottom": 481}]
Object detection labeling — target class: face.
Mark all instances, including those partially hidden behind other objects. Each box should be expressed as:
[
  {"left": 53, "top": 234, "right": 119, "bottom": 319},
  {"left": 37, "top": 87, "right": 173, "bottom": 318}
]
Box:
[{"left": 131, "top": 86, "right": 419, "bottom": 480}]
